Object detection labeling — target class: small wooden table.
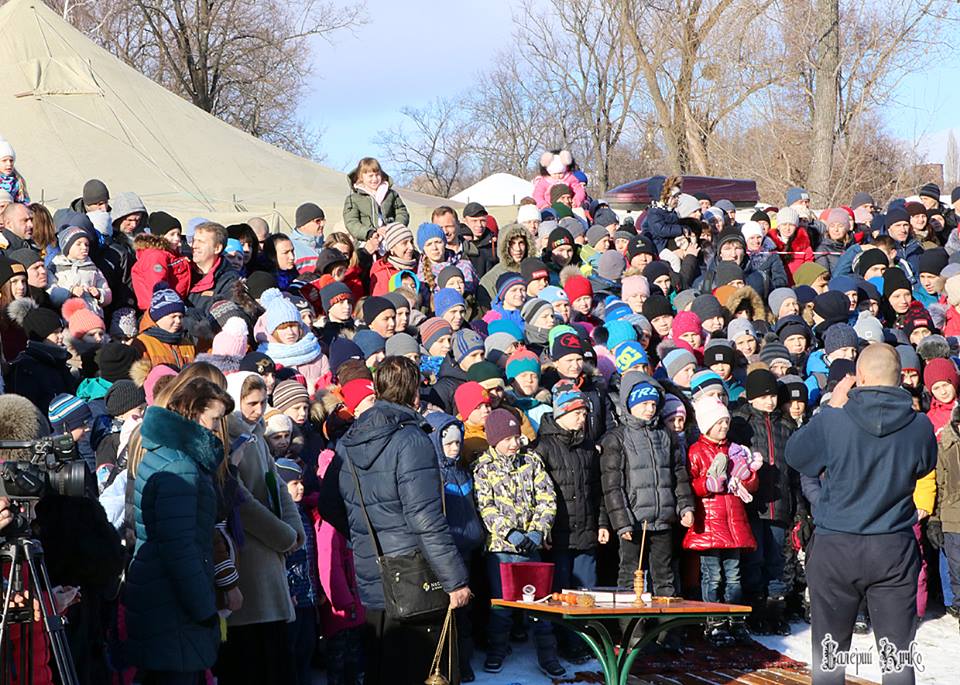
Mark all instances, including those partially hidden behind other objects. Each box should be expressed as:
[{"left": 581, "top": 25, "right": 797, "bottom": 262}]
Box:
[{"left": 492, "top": 598, "right": 751, "bottom": 685}]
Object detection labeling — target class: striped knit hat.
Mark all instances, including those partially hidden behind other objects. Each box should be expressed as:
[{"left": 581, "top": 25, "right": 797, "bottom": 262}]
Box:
[
  {"left": 48, "top": 394, "right": 93, "bottom": 433},
  {"left": 505, "top": 349, "right": 540, "bottom": 380},
  {"left": 383, "top": 222, "right": 413, "bottom": 252},
  {"left": 451, "top": 329, "right": 484, "bottom": 364},
  {"left": 419, "top": 317, "right": 452, "bottom": 352},
  {"left": 272, "top": 379, "right": 310, "bottom": 411}
]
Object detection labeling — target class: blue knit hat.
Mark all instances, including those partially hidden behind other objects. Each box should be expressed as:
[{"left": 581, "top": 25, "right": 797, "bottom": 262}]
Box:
[
  {"left": 451, "top": 329, "right": 484, "bottom": 364},
  {"left": 539, "top": 286, "right": 568, "bottom": 304},
  {"left": 604, "top": 320, "right": 637, "bottom": 350},
  {"left": 612, "top": 341, "right": 649, "bottom": 374},
  {"left": 487, "top": 318, "right": 523, "bottom": 341},
  {"left": 149, "top": 281, "right": 185, "bottom": 322},
  {"left": 48, "top": 393, "right": 92, "bottom": 433},
  {"left": 553, "top": 389, "right": 586, "bottom": 417},
  {"left": 495, "top": 272, "right": 525, "bottom": 303},
  {"left": 416, "top": 223, "right": 446, "bottom": 252},
  {"left": 354, "top": 330, "right": 385, "bottom": 360},
  {"left": 627, "top": 382, "right": 659, "bottom": 410},
  {"left": 261, "top": 288, "right": 300, "bottom": 334},
  {"left": 604, "top": 299, "right": 633, "bottom": 322},
  {"left": 275, "top": 458, "right": 303, "bottom": 484},
  {"left": 434, "top": 288, "right": 466, "bottom": 318}
]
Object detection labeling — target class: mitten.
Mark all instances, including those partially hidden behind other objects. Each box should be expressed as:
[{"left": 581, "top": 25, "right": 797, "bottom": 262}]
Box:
[
  {"left": 526, "top": 531, "right": 544, "bottom": 549},
  {"left": 730, "top": 455, "right": 753, "bottom": 482},
  {"left": 507, "top": 529, "right": 531, "bottom": 553},
  {"left": 749, "top": 450, "right": 763, "bottom": 472},
  {"left": 727, "top": 442, "right": 749, "bottom": 462},
  {"left": 705, "top": 453, "right": 728, "bottom": 493},
  {"left": 705, "top": 472, "right": 727, "bottom": 494}
]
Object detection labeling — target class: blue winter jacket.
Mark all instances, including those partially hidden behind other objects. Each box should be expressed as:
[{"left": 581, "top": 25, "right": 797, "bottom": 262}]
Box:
[
  {"left": 785, "top": 385, "right": 937, "bottom": 535},
  {"left": 125, "top": 406, "right": 223, "bottom": 672},
  {"left": 642, "top": 205, "right": 685, "bottom": 252},
  {"left": 426, "top": 413, "right": 485, "bottom": 556},
  {"left": 338, "top": 401, "right": 469, "bottom": 608}
]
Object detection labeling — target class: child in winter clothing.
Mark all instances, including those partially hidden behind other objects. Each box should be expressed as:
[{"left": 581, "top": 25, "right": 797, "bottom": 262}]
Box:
[
  {"left": 255, "top": 288, "right": 331, "bottom": 394},
  {"left": 455, "top": 381, "right": 492, "bottom": 464},
  {"left": 95, "top": 380, "right": 145, "bottom": 499},
  {"left": 686, "top": 396, "right": 759, "bottom": 645},
  {"left": 427, "top": 413, "right": 484, "bottom": 681},
  {"left": 133, "top": 282, "right": 196, "bottom": 368},
  {"left": 131, "top": 233, "right": 191, "bottom": 310},
  {"left": 601, "top": 374, "right": 693, "bottom": 595},
  {"left": 474, "top": 409, "right": 562, "bottom": 677},
  {"left": 934, "top": 405, "right": 960, "bottom": 618},
  {"left": 264, "top": 410, "right": 294, "bottom": 459},
  {"left": 0, "top": 137, "right": 29, "bottom": 202},
  {"left": 532, "top": 150, "right": 587, "bottom": 210},
  {"left": 505, "top": 348, "right": 553, "bottom": 432},
  {"left": 276, "top": 459, "right": 321, "bottom": 685},
  {"left": 925, "top": 357, "right": 958, "bottom": 439},
  {"left": 47, "top": 226, "right": 112, "bottom": 314},
  {"left": 342, "top": 157, "right": 409, "bottom": 242}
]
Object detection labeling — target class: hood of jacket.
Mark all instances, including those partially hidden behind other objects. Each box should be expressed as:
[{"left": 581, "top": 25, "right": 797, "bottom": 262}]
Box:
[
  {"left": 844, "top": 385, "right": 917, "bottom": 437},
  {"left": 724, "top": 285, "right": 766, "bottom": 320},
  {"left": 426, "top": 411, "right": 461, "bottom": 457},
  {"left": 140, "top": 405, "right": 224, "bottom": 473},
  {"left": 496, "top": 223, "right": 535, "bottom": 271},
  {"left": 341, "top": 401, "right": 429, "bottom": 469}
]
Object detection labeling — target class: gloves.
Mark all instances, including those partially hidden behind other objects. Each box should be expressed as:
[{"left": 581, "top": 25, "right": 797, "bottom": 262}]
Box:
[
  {"left": 705, "top": 453, "right": 728, "bottom": 493},
  {"left": 705, "top": 473, "right": 727, "bottom": 494},
  {"left": 727, "top": 443, "right": 749, "bottom": 462},
  {"left": 526, "top": 531, "right": 544, "bottom": 549},
  {"left": 730, "top": 477, "right": 753, "bottom": 503},
  {"left": 927, "top": 520, "right": 944, "bottom": 550},
  {"left": 507, "top": 529, "right": 535, "bottom": 554},
  {"left": 730, "top": 456, "right": 753, "bottom": 482}
]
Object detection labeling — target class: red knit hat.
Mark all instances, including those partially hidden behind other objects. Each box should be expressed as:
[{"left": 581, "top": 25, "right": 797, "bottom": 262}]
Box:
[
  {"left": 341, "top": 378, "right": 375, "bottom": 414},
  {"left": 924, "top": 357, "right": 959, "bottom": 392},
  {"left": 454, "top": 381, "right": 490, "bottom": 419},
  {"left": 671, "top": 310, "right": 702, "bottom": 340},
  {"left": 563, "top": 276, "right": 593, "bottom": 303}
]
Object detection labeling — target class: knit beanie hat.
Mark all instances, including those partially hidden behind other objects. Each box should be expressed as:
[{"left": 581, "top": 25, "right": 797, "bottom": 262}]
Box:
[
  {"left": 919, "top": 248, "right": 949, "bottom": 277},
  {"left": 758, "top": 340, "right": 791, "bottom": 368},
  {"left": 674, "top": 289, "right": 697, "bottom": 313},
  {"left": 603, "top": 299, "right": 632, "bottom": 322},
  {"left": 58, "top": 226, "right": 89, "bottom": 256},
  {"left": 741, "top": 221, "right": 764, "bottom": 240},
  {"left": 715, "top": 261, "right": 745, "bottom": 287},
  {"left": 793, "top": 262, "right": 828, "bottom": 287},
  {"left": 671, "top": 311, "right": 702, "bottom": 340},
  {"left": 341, "top": 378, "right": 376, "bottom": 414},
  {"left": 383, "top": 222, "right": 413, "bottom": 252},
  {"left": 208, "top": 299, "right": 245, "bottom": 329},
  {"left": 495, "top": 272, "right": 525, "bottom": 303},
  {"left": 621, "top": 275, "right": 649, "bottom": 301},
  {"left": 485, "top": 407, "right": 521, "bottom": 447},
  {"left": 264, "top": 411, "right": 294, "bottom": 437},
  {"left": 597, "top": 250, "right": 627, "bottom": 281},
  {"left": 883, "top": 268, "right": 912, "bottom": 299},
  {"left": 627, "top": 381, "right": 660, "bottom": 410},
  {"left": 704, "top": 340, "right": 735, "bottom": 367},
  {"left": 383, "top": 291, "right": 411, "bottom": 314},
  {"left": 385, "top": 332, "right": 419, "bottom": 358},
  {"left": 437, "top": 265, "right": 465, "bottom": 290},
  {"left": 319, "top": 282, "right": 353, "bottom": 313},
  {"left": 919, "top": 182, "right": 941, "bottom": 201},
  {"left": 813, "top": 291, "right": 850, "bottom": 324},
  {"left": 328, "top": 338, "right": 363, "bottom": 374},
  {"left": 885, "top": 208, "right": 910, "bottom": 230},
  {"left": 361, "top": 296, "right": 395, "bottom": 326},
  {"left": 924, "top": 357, "right": 959, "bottom": 391},
  {"left": 830, "top": 275, "right": 859, "bottom": 295},
  {"left": 275, "top": 458, "right": 303, "bottom": 484},
  {"left": 662, "top": 393, "right": 686, "bottom": 422},
  {"left": 521, "top": 298, "right": 553, "bottom": 328},
  {"left": 49, "top": 394, "right": 93, "bottom": 433},
  {"left": 775, "top": 315, "right": 810, "bottom": 343},
  {"left": 727, "top": 317, "right": 756, "bottom": 343},
  {"left": 693, "top": 395, "right": 729, "bottom": 435},
  {"left": 455, "top": 382, "right": 490, "bottom": 419},
  {"left": 82, "top": 179, "right": 110, "bottom": 206},
  {"left": 272, "top": 379, "right": 309, "bottom": 411},
  {"left": 550, "top": 330, "right": 585, "bottom": 361},
  {"left": 105, "top": 380, "right": 146, "bottom": 417},
  {"left": 0, "top": 138, "right": 14, "bottom": 161},
  {"left": 746, "top": 368, "right": 779, "bottom": 400},
  {"left": 612, "top": 341, "right": 649, "bottom": 374},
  {"left": 553, "top": 389, "right": 587, "bottom": 417},
  {"left": 603, "top": 320, "right": 637, "bottom": 350},
  {"left": 65, "top": 300, "right": 104, "bottom": 338},
  {"left": 246, "top": 271, "right": 277, "bottom": 300},
  {"left": 149, "top": 281, "right": 185, "bottom": 322},
  {"left": 451, "top": 329, "right": 484, "bottom": 364},
  {"left": 777, "top": 206, "right": 800, "bottom": 225},
  {"left": 550, "top": 183, "right": 573, "bottom": 204},
  {"left": 109, "top": 307, "right": 138, "bottom": 340},
  {"left": 434, "top": 288, "right": 466, "bottom": 318},
  {"left": 642, "top": 294, "right": 674, "bottom": 321},
  {"left": 97, "top": 342, "right": 142, "bottom": 382},
  {"left": 420, "top": 317, "right": 452, "bottom": 351},
  {"left": 779, "top": 374, "right": 808, "bottom": 404},
  {"left": 690, "top": 370, "right": 726, "bottom": 399},
  {"left": 416, "top": 223, "right": 446, "bottom": 252},
  {"left": 212, "top": 317, "right": 249, "bottom": 357},
  {"left": 768, "top": 288, "right": 797, "bottom": 316},
  {"left": 354, "top": 330, "right": 386, "bottom": 360},
  {"left": 662, "top": 348, "right": 696, "bottom": 380},
  {"left": 547, "top": 227, "right": 575, "bottom": 250},
  {"left": 441, "top": 423, "right": 463, "bottom": 446},
  {"left": 896, "top": 344, "right": 921, "bottom": 372},
  {"left": 521, "top": 258, "right": 549, "bottom": 284},
  {"left": 6, "top": 248, "right": 42, "bottom": 269},
  {"left": 505, "top": 349, "right": 540, "bottom": 380},
  {"left": 295, "top": 202, "right": 324, "bottom": 227},
  {"left": 564, "top": 276, "right": 593, "bottom": 303},
  {"left": 538, "top": 286, "right": 569, "bottom": 305},
  {"left": 855, "top": 249, "right": 889, "bottom": 277},
  {"left": 467, "top": 360, "right": 505, "bottom": 389},
  {"left": 903, "top": 307, "right": 935, "bottom": 339},
  {"left": 690, "top": 294, "right": 723, "bottom": 322}
]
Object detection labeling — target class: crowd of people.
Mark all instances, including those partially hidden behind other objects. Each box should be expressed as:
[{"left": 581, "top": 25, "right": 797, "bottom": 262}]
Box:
[{"left": 0, "top": 139, "right": 952, "bottom": 685}]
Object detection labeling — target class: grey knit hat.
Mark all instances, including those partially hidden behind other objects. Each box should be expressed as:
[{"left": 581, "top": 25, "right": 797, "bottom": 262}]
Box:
[
  {"left": 385, "top": 332, "right": 419, "bottom": 358},
  {"left": 767, "top": 287, "right": 797, "bottom": 317}
]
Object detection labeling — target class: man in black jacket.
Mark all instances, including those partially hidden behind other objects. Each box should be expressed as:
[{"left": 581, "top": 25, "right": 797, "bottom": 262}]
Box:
[
  {"left": 338, "top": 356, "right": 470, "bottom": 685},
  {"left": 786, "top": 344, "right": 936, "bottom": 685}
]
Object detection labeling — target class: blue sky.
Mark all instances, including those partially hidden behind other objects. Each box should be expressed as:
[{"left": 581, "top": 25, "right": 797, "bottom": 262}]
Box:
[{"left": 301, "top": 1, "right": 959, "bottom": 171}]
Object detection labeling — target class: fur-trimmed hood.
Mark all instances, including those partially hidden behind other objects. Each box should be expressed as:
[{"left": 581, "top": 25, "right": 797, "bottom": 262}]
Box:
[
  {"left": 129, "top": 358, "right": 153, "bottom": 387},
  {"left": 7, "top": 296, "right": 40, "bottom": 326},
  {"left": 496, "top": 223, "right": 535, "bottom": 271},
  {"left": 134, "top": 233, "right": 176, "bottom": 254},
  {"left": 723, "top": 286, "right": 767, "bottom": 322}
]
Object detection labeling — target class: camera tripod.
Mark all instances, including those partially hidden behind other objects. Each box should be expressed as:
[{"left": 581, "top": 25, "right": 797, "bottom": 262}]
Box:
[{"left": 0, "top": 537, "right": 78, "bottom": 685}]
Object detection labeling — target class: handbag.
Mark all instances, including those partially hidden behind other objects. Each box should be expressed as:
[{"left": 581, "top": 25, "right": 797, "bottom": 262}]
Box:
[{"left": 345, "top": 456, "right": 449, "bottom": 622}]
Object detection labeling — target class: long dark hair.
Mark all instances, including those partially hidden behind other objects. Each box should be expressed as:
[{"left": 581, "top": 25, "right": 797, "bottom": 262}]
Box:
[{"left": 167, "top": 378, "right": 234, "bottom": 423}]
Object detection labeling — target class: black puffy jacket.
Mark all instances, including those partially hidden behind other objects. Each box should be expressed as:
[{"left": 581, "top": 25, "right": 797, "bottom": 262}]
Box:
[
  {"left": 600, "top": 372, "right": 694, "bottom": 534},
  {"left": 729, "top": 404, "right": 800, "bottom": 525},
  {"left": 534, "top": 413, "right": 607, "bottom": 550},
  {"left": 337, "top": 401, "right": 468, "bottom": 609},
  {"left": 428, "top": 356, "right": 468, "bottom": 415},
  {"left": 542, "top": 369, "right": 618, "bottom": 444}
]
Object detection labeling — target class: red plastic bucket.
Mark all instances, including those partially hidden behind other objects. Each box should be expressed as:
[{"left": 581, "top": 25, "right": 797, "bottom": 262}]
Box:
[{"left": 499, "top": 561, "right": 554, "bottom": 601}]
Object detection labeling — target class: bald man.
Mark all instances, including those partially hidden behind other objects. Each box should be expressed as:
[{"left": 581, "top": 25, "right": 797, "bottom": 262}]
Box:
[{"left": 786, "top": 343, "right": 936, "bottom": 685}]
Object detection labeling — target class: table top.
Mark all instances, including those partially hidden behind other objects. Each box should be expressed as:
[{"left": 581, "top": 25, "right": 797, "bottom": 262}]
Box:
[{"left": 492, "top": 598, "right": 752, "bottom": 617}]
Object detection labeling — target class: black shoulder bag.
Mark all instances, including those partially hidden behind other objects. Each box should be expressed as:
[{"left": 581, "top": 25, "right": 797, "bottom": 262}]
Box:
[{"left": 345, "top": 456, "right": 448, "bottom": 622}]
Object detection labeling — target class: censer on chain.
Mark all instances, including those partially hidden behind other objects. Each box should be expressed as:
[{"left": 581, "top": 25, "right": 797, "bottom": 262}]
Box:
[
  {"left": 633, "top": 520, "right": 648, "bottom": 605},
  {"left": 425, "top": 607, "right": 454, "bottom": 685}
]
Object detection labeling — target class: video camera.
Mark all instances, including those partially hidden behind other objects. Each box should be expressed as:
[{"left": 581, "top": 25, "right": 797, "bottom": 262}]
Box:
[{"left": 0, "top": 435, "right": 87, "bottom": 500}]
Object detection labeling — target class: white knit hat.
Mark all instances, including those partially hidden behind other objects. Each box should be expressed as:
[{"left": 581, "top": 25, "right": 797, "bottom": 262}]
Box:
[
  {"left": 946, "top": 274, "right": 960, "bottom": 307},
  {"left": 517, "top": 204, "right": 541, "bottom": 224},
  {"left": 741, "top": 221, "right": 764, "bottom": 240},
  {"left": 0, "top": 139, "right": 15, "bottom": 161},
  {"left": 694, "top": 395, "right": 729, "bottom": 435}
]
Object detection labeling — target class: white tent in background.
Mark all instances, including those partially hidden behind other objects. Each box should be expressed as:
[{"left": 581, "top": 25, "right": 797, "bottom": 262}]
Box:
[
  {"left": 0, "top": 0, "right": 448, "bottom": 230},
  {"left": 451, "top": 173, "right": 532, "bottom": 206}
]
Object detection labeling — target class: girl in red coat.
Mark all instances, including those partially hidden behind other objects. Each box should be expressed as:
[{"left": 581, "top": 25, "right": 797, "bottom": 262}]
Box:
[
  {"left": 685, "top": 396, "right": 759, "bottom": 645},
  {"left": 924, "top": 357, "right": 958, "bottom": 440},
  {"left": 766, "top": 208, "right": 813, "bottom": 284}
]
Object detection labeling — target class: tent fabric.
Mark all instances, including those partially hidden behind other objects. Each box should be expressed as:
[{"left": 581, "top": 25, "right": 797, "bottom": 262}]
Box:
[
  {"left": 0, "top": 0, "right": 449, "bottom": 231},
  {"left": 450, "top": 173, "right": 534, "bottom": 206}
]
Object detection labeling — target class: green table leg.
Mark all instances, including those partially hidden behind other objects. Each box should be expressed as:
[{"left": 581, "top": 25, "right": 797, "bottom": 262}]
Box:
[{"left": 572, "top": 620, "right": 618, "bottom": 685}]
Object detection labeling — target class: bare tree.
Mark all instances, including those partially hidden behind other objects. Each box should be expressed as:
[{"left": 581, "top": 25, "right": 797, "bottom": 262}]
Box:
[
  {"left": 946, "top": 130, "right": 960, "bottom": 187},
  {"left": 806, "top": 0, "right": 840, "bottom": 205}
]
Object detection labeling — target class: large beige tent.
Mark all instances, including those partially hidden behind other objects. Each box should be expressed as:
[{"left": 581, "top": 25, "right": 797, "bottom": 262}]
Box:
[{"left": 0, "top": 0, "right": 449, "bottom": 231}]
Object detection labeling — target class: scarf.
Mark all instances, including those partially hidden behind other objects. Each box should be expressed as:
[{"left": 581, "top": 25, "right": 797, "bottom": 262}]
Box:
[
  {"left": 387, "top": 254, "right": 418, "bottom": 272},
  {"left": 256, "top": 329, "right": 323, "bottom": 368},
  {"left": 144, "top": 325, "right": 184, "bottom": 345}
]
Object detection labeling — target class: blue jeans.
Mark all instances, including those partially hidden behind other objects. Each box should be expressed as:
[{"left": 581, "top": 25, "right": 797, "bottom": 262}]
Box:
[
  {"left": 546, "top": 548, "right": 597, "bottom": 651},
  {"left": 700, "top": 550, "right": 742, "bottom": 604},
  {"left": 485, "top": 552, "right": 557, "bottom": 661},
  {"left": 743, "top": 518, "right": 787, "bottom": 599},
  {"left": 942, "top": 532, "right": 960, "bottom": 609}
]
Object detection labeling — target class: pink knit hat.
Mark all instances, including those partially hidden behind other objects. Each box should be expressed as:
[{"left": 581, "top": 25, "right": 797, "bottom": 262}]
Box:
[
  {"left": 144, "top": 364, "right": 178, "bottom": 405},
  {"left": 211, "top": 317, "right": 248, "bottom": 357},
  {"left": 671, "top": 310, "right": 702, "bottom": 340},
  {"left": 621, "top": 275, "right": 650, "bottom": 301},
  {"left": 63, "top": 299, "right": 104, "bottom": 338}
]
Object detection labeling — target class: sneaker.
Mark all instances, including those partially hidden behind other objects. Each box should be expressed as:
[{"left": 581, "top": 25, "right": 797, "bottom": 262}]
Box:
[
  {"left": 460, "top": 663, "right": 476, "bottom": 682},
  {"left": 539, "top": 659, "right": 567, "bottom": 678},
  {"left": 727, "top": 618, "right": 752, "bottom": 644},
  {"left": 483, "top": 653, "right": 505, "bottom": 673}
]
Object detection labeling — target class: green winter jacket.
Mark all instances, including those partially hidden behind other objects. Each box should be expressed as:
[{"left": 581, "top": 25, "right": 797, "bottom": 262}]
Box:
[
  {"left": 342, "top": 183, "right": 410, "bottom": 242},
  {"left": 124, "top": 406, "right": 223, "bottom": 673},
  {"left": 473, "top": 446, "right": 556, "bottom": 553}
]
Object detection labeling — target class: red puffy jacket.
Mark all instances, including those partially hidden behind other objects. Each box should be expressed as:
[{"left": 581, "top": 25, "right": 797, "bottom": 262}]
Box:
[
  {"left": 131, "top": 234, "right": 191, "bottom": 310},
  {"left": 683, "top": 436, "right": 757, "bottom": 552},
  {"left": 766, "top": 227, "right": 813, "bottom": 283}
]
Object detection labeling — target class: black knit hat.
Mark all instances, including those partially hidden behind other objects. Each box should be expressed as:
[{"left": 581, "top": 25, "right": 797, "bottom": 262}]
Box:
[
  {"left": 882, "top": 267, "right": 912, "bottom": 299},
  {"left": 97, "top": 342, "right": 143, "bottom": 383},
  {"left": 295, "top": 202, "right": 324, "bottom": 227},
  {"left": 6, "top": 248, "right": 41, "bottom": 268},
  {"left": 691, "top": 294, "right": 724, "bottom": 322},
  {"left": 315, "top": 248, "right": 348, "bottom": 275},
  {"left": 240, "top": 351, "right": 274, "bottom": 376},
  {"left": 520, "top": 258, "right": 549, "bottom": 283},
  {"left": 105, "top": 380, "right": 146, "bottom": 417},
  {"left": 550, "top": 330, "right": 585, "bottom": 361},
  {"left": 319, "top": 282, "right": 353, "bottom": 312},
  {"left": 715, "top": 261, "right": 745, "bottom": 287},
  {"left": 813, "top": 291, "right": 850, "bottom": 324},
  {"left": 704, "top": 341, "right": 736, "bottom": 367},
  {"left": 642, "top": 293, "right": 674, "bottom": 321},
  {"left": 547, "top": 227, "right": 574, "bottom": 250},
  {"left": 919, "top": 247, "right": 949, "bottom": 276},
  {"left": 361, "top": 296, "right": 395, "bottom": 325},
  {"left": 22, "top": 306, "right": 62, "bottom": 341},
  {"left": 746, "top": 368, "right": 779, "bottom": 401},
  {"left": 855, "top": 249, "right": 889, "bottom": 277},
  {"left": 149, "top": 211, "right": 181, "bottom": 234},
  {"left": 919, "top": 183, "right": 941, "bottom": 201},
  {"left": 245, "top": 271, "right": 277, "bottom": 300},
  {"left": 0, "top": 257, "right": 26, "bottom": 289},
  {"left": 750, "top": 210, "right": 770, "bottom": 223}
]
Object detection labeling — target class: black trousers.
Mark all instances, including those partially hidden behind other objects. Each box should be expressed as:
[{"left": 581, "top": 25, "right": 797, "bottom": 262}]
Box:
[
  {"left": 215, "top": 620, "right": 293, "bottom": 685},
  {"left": 617, "top": 528, "right": 675, "bottom": 596},
  {"left": 362, "top": 608, "right": 455, "bottom": 685},
  {"left": 806, "top": 531, "right": 920, "bottom": 685}
]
